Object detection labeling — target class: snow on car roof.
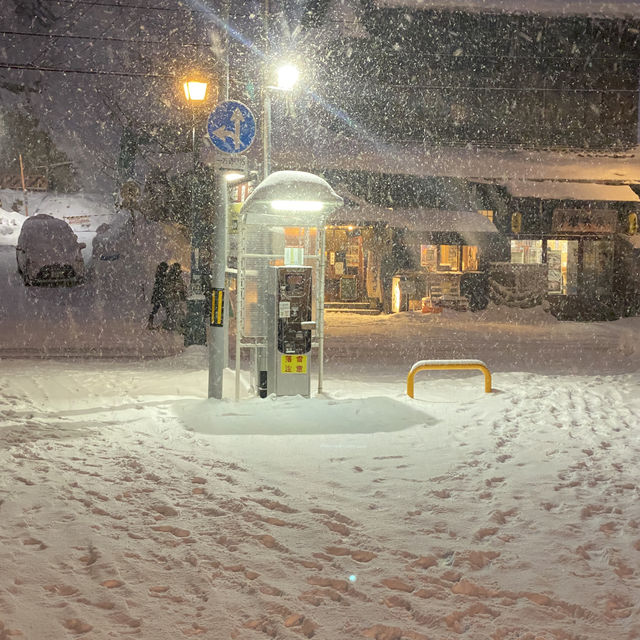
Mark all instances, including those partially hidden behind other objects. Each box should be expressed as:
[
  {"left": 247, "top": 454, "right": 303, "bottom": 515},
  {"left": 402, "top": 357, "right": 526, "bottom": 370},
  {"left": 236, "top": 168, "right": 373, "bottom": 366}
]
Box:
[{"left": 18, "top": 214, "right": 80, "bottom": 252}]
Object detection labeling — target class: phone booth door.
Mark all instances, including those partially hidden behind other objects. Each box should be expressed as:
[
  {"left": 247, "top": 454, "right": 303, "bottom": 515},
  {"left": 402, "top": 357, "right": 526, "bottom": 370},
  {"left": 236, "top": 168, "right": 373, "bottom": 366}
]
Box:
[{"left": 267, "top": 266, "right": 313, "bottom": 397}]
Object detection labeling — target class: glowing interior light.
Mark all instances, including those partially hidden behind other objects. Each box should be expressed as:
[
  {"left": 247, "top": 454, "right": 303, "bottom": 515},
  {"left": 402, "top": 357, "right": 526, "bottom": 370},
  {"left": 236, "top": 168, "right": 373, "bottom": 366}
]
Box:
[
  {"left": 276, "top": 64, "right": 300, "bottom": 91},
  {"left": 183, "top": 81, "right": 207, "bottom": 101},
  {"left": 270, "top": 200, "right": 323, "bottom": 212},
  {"left": 224, "top": 172, "right": 245, "bottom": 182},
  {"left": 392, "top": 278, "right": 402, "bottom": 313}
]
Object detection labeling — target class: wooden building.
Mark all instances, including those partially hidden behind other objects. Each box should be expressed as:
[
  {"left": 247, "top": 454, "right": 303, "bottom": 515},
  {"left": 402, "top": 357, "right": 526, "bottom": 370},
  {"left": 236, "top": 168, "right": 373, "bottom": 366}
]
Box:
[
  {"left": 498, "top": 182, "right": 640, "bottom": 320},
  {"left": 325, "top": 205, "right": 503, "bottom": 313}
]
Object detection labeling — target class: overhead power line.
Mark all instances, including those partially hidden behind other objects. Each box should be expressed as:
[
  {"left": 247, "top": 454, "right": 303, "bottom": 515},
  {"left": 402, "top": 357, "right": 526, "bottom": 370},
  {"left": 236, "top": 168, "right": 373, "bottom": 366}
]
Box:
[
  {"left": 1, "top": 62, "right": 636, "bottom": 96},
  {"left": 0, "top": 29, "right": 209, "bottom": 48},
  {"left": 0, "top": 62, "right": 174, "bottom": 78},
  {"left": 41, "top": 0, "right": 201, "bottom": 12},
  {"left": 39, "top": 0, "right": 258, "bottom": 15},
  {"left": 384, "top": 84, "right": 638, "bottom": 94},
  {"left": 4, "top": 29, "right": 637, "bottom": 63}
]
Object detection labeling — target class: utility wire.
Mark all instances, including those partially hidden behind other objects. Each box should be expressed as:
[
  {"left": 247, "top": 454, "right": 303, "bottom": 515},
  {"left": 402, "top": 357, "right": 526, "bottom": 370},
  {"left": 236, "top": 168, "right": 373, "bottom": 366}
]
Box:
[
  {"left": 1, "top": 62, "right": 635, "bottom": 97},
  {"left": 63, "top": 0, "right": 137, "bottom": 65},
  {"left": 0, "top": 62, "right": 174, "bottom": 78},
  {"left": 29, "top": 0, "right": 96, "bottom": 65},
  {"left": 3, "top": 29, "right": 637, "bottom": 63},
  {"left": 38, "top": 0, "right": 250, "bottom": 14},
  {"left": 382, "top": 84, "right": 638, "bottom": 93},
  {"left": 0, "top": 29, "right": 209, "bottom": 47}
]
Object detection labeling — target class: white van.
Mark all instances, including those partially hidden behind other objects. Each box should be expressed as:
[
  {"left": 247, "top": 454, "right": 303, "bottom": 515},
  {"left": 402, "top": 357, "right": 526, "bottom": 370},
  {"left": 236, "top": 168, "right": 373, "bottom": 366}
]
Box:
[{"left": 16, "top": 214, "right": 86, "bottom": 286}]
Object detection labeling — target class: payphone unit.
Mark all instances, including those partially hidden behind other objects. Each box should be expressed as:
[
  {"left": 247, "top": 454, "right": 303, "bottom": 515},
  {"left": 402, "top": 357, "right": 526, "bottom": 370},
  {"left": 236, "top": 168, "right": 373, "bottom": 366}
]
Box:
[{"left": 266, "top": 265, "right": 314, "bottom": 397}]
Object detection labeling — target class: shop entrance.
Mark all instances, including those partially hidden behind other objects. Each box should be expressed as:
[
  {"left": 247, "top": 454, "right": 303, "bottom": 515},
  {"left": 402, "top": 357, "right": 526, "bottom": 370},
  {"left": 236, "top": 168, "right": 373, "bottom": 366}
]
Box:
[
  {"left": 325, "top": 227, "right": 365, "bottom": 302},
  {"left": 510, "top": 236, "right": 619, "bottom": 319}
]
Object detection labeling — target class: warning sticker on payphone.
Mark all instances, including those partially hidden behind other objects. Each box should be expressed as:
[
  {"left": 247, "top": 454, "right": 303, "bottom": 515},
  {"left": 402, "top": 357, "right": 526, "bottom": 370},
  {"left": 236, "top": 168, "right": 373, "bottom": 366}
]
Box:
[
  {"left": 279, "top": 301, "right": 291, "bottom": 318},
  {"left": 281, "top": 355, "right": 307, "bottom": 374}
]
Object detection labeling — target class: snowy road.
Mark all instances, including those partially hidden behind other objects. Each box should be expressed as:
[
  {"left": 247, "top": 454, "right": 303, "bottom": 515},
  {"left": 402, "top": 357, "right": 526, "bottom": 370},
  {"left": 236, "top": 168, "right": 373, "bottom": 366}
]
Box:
[{"left": 0, "top": 354, "right": 639, "bottom": 639}]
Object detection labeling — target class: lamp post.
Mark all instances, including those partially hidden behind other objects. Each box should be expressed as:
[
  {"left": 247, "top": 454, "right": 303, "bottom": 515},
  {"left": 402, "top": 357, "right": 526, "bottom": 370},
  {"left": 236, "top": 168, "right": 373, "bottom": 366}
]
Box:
[
  {"left": 182, "top": 78, "right": 208, "bottom": 346},
  {"left": 262, "top": 62, "right": 300, "bottom": 179}
]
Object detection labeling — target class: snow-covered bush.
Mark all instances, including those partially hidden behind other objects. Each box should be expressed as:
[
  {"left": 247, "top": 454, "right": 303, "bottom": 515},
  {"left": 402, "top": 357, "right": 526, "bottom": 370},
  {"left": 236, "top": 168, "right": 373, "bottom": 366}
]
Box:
[{"left": 488, "top": 263, "right": 548, "bottom": 309}]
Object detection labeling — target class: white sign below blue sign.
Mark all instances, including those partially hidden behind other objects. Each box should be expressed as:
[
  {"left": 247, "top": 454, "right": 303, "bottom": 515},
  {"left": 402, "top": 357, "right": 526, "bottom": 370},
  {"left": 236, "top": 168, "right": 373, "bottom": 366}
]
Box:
[{"left": 207, "top": 101, "right": 256, "bottom": 154}]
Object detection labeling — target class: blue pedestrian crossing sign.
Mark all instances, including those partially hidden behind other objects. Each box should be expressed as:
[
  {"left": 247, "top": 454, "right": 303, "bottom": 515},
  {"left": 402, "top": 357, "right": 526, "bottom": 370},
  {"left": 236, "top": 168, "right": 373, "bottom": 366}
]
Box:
[{"left": 207, "top": 101, "right": 256, "bottom": 154}]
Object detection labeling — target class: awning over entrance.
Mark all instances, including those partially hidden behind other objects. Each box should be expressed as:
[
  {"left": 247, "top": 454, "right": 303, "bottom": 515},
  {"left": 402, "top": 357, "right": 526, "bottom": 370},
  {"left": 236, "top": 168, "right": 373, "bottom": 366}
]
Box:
[
  {"left": 327, "top": 205, "right": 498, "bottom": 233},
  {"left": 504, "top": 181, "right": 640, "bottom": 202}
]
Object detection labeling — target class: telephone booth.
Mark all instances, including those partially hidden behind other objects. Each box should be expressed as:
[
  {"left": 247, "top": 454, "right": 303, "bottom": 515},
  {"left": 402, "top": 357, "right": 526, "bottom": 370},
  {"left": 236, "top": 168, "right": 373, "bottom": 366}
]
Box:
[{"left": 234, "top": 171, "right": 342, "bottom": 398}]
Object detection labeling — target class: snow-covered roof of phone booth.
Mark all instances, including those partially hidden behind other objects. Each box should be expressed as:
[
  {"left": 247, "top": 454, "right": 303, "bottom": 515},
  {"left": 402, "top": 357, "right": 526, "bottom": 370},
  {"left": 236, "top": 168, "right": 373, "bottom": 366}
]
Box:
[{"left": 240, "top": 171, "right": 343, "bottom": 227}]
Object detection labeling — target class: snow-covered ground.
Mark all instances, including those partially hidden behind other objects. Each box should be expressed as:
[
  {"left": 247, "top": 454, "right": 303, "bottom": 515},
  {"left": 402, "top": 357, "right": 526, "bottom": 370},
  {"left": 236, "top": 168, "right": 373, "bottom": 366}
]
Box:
[
  {"left": 1, "top": 196, "right": 640, "bottom": 640},
  {"left": 1, "top": 334, "right": 639, "bottom": 639}
]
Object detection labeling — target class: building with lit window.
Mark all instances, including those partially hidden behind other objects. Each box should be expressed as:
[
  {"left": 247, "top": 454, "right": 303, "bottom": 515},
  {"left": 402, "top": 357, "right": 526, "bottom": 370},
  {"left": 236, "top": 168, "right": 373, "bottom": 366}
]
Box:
[
  {"left": 274, "top": 4, "right": 640, "bottom": 318},
  {"left": 496, "top": 182, "right": 640, "bottom": 320}
]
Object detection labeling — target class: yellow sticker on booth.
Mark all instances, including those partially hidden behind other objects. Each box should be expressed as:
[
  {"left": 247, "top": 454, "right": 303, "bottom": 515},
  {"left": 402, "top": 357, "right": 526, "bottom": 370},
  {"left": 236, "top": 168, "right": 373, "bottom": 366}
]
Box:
[{"left": 281, "top": 355, "right": 307, "bottom": 374}]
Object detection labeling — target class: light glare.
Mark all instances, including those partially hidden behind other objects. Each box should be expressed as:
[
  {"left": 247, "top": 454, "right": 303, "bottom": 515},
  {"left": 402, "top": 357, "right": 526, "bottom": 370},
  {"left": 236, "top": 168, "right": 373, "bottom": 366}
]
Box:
[
  {"left": 276, "top": 64, "right": 300, "bottom": 91},
  {"left": 224, "top": 172, "right": 246, "bottom": 182}
]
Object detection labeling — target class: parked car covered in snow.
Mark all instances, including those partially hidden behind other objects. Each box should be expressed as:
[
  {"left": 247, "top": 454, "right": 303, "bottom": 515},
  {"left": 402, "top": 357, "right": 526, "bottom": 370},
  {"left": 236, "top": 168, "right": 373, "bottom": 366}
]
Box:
[{"left": 16, "top": 214, "right": 86, "bottom": 286}]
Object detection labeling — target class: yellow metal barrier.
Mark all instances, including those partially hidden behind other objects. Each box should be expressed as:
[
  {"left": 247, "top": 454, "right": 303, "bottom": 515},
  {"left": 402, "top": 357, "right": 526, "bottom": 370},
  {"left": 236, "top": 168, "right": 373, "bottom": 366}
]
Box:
[{"left": 407, "top": 359, "right": 492, "bottom": 398}]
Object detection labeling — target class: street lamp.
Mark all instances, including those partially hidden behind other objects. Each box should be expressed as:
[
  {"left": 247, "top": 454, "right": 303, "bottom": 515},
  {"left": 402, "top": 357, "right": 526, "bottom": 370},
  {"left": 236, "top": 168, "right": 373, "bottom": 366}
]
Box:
[
  {"left": 262, "top": 61, "right": 300, "bottom": 179},
  {"left": 182, "top": 76, "right": 208, "bottom": 347},
  {"left": 183, "top": 80, "right": 207, "bottom": 102}
]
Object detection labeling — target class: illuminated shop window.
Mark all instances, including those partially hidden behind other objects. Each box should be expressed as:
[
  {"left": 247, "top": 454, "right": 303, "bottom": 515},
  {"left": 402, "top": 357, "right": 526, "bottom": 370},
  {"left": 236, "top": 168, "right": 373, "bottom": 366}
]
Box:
[
  {"left": 420, "top": 245, "right": 438, "bottom": 270},
  {"left": 510, "top": 239, "right": 543, "bottom": 264},
  {"left": 547, "top": 239, "right": 578, "bottom": 295},
  {"left": 462, "top": 246, "right": 478, "bottom": 271},
  {"left": 392, "top": 277, "right": 402, "bottom": 313},
  {"left": 421, "top": 244, "right": 479, "bottom": 272},
  {"left": 478, "top": 209, "right": 494, "bottom": 223},
  {"left": 439, "top": 245, "right": 459, "bottom": 270}
]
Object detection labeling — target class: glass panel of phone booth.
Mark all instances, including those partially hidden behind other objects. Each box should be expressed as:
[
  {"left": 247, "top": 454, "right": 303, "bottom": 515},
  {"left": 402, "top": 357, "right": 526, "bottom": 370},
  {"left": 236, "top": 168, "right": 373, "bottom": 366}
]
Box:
[{"left": 241, "top": 227, "right": 318, "bottom": 339}]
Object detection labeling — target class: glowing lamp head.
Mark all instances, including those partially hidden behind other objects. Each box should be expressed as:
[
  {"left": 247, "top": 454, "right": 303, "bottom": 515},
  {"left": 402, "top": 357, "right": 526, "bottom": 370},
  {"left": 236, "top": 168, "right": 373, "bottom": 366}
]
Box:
[
  {"left": 275, "top": 64, "right": 300, "bottom": 91},
  {"left": 183, "top": 80, "right": 208, "bottom": 102}
]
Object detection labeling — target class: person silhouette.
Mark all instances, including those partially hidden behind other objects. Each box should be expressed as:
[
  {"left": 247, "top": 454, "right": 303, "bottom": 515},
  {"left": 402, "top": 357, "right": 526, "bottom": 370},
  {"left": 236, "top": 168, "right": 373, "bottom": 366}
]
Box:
[
  {"left": 163, "top": 262, "right": 187, "bottom": 332},
  {"left": 147, "top": 261, "right": 169, "bottom": 329}
]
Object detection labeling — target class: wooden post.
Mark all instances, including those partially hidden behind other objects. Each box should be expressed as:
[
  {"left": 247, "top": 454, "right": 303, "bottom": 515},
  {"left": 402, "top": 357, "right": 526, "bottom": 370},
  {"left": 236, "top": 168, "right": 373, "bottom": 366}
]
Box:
[{"left": 19, "top": 154, "right": 29, "bottom": 216}]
